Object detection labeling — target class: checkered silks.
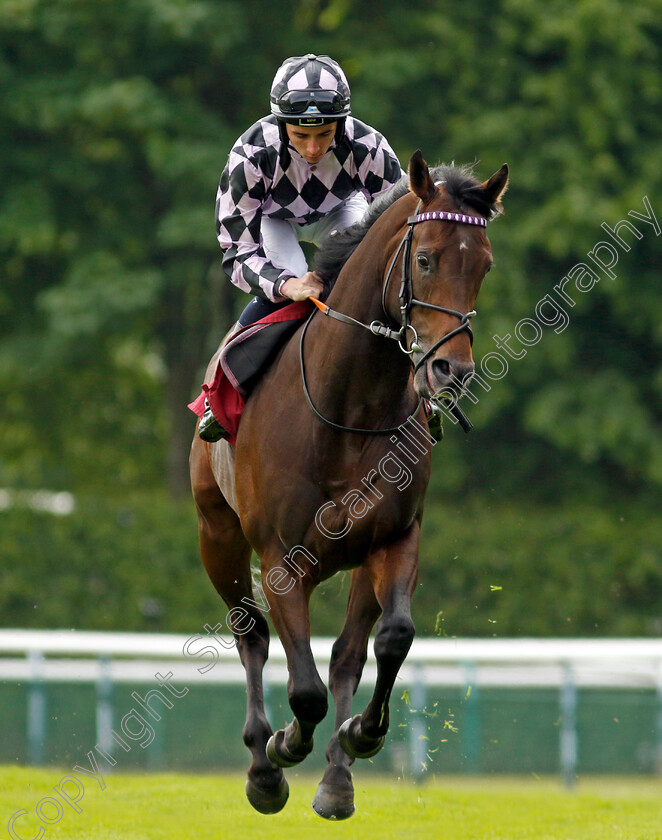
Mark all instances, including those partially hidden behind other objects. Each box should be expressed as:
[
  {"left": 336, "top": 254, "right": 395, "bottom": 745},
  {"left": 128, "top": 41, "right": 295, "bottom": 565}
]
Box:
[{"left": 216, "top": 116, "right": 404, "bottom": 301}]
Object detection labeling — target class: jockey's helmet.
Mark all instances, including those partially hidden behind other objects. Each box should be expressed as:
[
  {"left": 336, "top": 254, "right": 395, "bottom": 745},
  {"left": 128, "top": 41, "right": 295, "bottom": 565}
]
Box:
[{"left": 270, "top": 54, "right": 351, "bottom": 143}]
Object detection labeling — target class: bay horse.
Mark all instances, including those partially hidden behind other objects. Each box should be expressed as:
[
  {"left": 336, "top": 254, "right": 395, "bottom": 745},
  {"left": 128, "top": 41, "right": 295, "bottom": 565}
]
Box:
[{"left": 189, "top": 151, "right": 508, "bottom": 819}]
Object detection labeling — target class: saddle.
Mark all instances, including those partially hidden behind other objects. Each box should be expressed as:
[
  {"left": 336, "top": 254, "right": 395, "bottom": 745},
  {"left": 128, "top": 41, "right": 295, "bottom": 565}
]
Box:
[{"left": 188, "top": 301, "right": 313, "bottom": 445}]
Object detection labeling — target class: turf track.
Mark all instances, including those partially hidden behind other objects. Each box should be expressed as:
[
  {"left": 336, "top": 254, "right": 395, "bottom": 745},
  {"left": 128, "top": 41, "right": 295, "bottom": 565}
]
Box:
[{"left": 2, "top": 767, "right": 661, "bottom": 840}]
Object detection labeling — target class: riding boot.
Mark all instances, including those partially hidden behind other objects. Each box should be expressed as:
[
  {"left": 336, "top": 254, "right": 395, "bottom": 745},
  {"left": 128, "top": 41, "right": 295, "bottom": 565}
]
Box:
[{"left": 198, "top": 399, "right": 230, "bottom": 442}]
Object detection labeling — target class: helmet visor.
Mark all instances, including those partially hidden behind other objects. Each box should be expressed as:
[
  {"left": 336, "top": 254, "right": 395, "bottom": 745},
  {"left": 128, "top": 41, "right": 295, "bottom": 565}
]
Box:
[{"left": 275, "top": 89, "right": 349, "bottom": 115}]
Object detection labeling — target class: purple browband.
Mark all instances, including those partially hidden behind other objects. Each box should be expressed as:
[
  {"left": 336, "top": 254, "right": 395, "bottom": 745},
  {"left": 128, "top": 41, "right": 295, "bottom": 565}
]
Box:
[{"left": 408, "top": 211, "right": 488, "bottom": 228}]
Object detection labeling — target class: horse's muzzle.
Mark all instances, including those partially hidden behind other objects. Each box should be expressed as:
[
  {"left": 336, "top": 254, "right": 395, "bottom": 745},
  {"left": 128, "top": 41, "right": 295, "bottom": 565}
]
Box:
[{"left": 423, "top": 357, "right": 475, "bottom": 398}]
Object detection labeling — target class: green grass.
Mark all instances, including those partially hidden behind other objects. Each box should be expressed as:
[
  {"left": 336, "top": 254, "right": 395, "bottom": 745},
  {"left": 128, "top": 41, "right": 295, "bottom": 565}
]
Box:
[{"left": 2, "top": 767, "right": 661, "bottom": 840}]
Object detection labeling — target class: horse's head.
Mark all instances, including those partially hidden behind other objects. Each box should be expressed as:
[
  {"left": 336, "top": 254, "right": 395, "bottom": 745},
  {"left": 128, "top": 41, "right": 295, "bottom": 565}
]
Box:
[{"left": 390, "top": 151, "right": 508, "bottom": 401}]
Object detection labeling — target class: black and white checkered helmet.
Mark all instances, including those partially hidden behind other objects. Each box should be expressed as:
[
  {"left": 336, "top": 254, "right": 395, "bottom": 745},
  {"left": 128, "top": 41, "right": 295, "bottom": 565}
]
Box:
[{"left": 270, "top": 54, "right": 351, "bottom": 126}]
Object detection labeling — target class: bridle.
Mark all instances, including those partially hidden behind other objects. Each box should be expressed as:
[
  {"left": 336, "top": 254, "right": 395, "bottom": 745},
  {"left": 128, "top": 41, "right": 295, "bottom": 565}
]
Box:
[
  {"left": 300, "top": 203, "right": 489, "bottom": 436},
  {"left": 390, "top": 208, "right": 485, "bottom": 372}
]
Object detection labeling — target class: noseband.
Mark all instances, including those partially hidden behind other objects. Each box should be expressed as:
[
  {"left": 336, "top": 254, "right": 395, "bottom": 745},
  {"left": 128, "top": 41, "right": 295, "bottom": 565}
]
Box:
[{"left": 301, "top": 206, "right": 489, "bottom": 435}]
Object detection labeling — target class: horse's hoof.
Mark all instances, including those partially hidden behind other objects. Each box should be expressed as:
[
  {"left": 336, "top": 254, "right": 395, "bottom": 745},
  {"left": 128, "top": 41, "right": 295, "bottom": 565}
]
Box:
[
  {"left": 245, "top": 776, "right": 289, "bottom": 814},
  {"left": 266, "top": 728, "right": 313, "bottom": 768},
  {"left": 312, "top": 782, "right": 355, "bottom": 820},
  {"left": 338, "top": 714, "right": 385, "bottom": 759}
]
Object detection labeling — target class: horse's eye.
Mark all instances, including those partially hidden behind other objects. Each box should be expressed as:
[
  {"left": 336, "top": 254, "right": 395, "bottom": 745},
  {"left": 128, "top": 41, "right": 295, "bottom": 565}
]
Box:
[
  {"left": 486, "top": 263, "right": 493, "bottom": 273},
  {"left": 416, "top": 254, "right": 430, "bottom": 270}
]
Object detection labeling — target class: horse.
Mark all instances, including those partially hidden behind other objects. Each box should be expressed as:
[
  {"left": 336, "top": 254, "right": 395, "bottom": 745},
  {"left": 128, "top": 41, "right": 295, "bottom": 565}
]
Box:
[{"left": 189, "top": 151, "right": 508, "bottom": 820}]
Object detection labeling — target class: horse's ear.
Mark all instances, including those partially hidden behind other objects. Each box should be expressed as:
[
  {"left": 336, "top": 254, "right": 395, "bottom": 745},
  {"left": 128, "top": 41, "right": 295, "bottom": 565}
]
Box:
[
  {"left": 408, "top": 150, "right": 436, "bottom": 203},
  {"left": 482, "top": 164, "right": 509, "bottom": 210}
]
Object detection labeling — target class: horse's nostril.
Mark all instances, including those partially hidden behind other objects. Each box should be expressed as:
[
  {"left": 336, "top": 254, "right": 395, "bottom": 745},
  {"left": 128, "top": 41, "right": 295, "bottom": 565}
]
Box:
[
  {"left": 432, "top": 359, "right": 451, "bottom": 379},
  {"left": 452, "top": 363, "right": 475, "bottom": 387},
  {"left": 430, "top": 359, "right": 475, "bottom": 388}
]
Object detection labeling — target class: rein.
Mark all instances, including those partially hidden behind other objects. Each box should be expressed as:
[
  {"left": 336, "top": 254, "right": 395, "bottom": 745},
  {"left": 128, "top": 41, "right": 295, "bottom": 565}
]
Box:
[
  {"left": 299, "top": 312, "right": 427, "bottom": 436},
  {"left": 300, "top": 206, "right": 488, "bottom": 436}
]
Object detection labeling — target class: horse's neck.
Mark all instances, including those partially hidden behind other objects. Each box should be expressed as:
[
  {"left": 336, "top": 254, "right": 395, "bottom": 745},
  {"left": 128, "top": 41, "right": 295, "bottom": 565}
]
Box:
[
  {"left": 305, "top": 223, "right": 414, "bottom": 426},
  {"left": 324, "top": 195, "right": 414, "bottom": 334}
]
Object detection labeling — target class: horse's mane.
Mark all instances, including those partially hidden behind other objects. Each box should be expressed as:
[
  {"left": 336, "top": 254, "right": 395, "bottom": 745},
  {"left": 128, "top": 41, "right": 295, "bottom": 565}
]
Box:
[{"left": 314, "top": 163, "right": 499, "bottom": 286}]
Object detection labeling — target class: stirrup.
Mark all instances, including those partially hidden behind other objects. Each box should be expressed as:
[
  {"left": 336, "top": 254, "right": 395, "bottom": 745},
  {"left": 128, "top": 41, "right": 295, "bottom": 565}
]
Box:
[{"left": 198, "top": 399, "right": 229, "bottom": 442}]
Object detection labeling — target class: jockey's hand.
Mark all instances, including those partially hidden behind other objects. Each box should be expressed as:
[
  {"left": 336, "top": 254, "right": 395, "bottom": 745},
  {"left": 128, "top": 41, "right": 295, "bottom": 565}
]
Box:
[{"left": 280, "top": 271, "right": 324, "bottom": 301}]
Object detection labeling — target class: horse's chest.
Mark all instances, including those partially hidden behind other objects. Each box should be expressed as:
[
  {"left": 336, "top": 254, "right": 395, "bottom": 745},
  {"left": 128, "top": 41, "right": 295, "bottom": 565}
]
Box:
[{"left": 312, "top": 474, "right": 422, "bottom": 549}]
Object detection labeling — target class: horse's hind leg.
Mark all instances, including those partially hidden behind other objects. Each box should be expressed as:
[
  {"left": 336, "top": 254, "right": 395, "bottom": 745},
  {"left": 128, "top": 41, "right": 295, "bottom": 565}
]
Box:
[
  {"left": 312, "top": 567, "right": 381, "bottom": 821},
  {"left": 190, "top": 436, "right": 288, "bottom": 814},
  {"left": 337, "top": 525, "right": 419, "bottom": 761}
]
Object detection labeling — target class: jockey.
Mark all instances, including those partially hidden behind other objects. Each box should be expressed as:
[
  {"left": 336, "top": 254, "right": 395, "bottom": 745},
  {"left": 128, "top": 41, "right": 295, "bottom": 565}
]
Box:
[{"left": 199, "top": 53, "right": 405, "bottom": 441}]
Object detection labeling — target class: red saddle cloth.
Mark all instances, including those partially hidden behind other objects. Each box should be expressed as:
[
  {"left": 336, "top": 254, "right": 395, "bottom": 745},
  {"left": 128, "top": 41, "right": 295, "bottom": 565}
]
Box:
[{"left": 188, "top": 300, "right": 313, "bottom": 445}]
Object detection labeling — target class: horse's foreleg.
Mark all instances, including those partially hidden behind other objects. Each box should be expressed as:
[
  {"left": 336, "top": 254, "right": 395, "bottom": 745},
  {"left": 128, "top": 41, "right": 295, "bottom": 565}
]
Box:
[
  {"left": 337, "top": 524, "right": 419, "bottom": 760},
  {"left": 312, "top": 566, "right": 381, "bottom": 821},
  {"left": 190, "top": 438, "right": 288, "bottom": 814},
  {"left": 262, "top": 559, "right": 328, "bottom": 768}
]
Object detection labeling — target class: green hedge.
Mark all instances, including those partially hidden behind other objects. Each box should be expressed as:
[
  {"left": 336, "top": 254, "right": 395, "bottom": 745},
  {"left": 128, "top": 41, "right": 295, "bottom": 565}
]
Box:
[
  {"left": 0, "top": 494, "right": 222, "bottom": 632},
  {"left": 415, "top": 497, "right": 662, "bottom": 637},
  {"left": 1, "top": 492, "right": 660, "bottom": 638}
]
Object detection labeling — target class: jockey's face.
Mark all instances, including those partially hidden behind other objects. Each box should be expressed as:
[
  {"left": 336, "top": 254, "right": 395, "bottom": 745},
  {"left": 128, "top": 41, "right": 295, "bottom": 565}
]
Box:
[{"left": 285, "top": 122, "right": 337, "bottom": 164}]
